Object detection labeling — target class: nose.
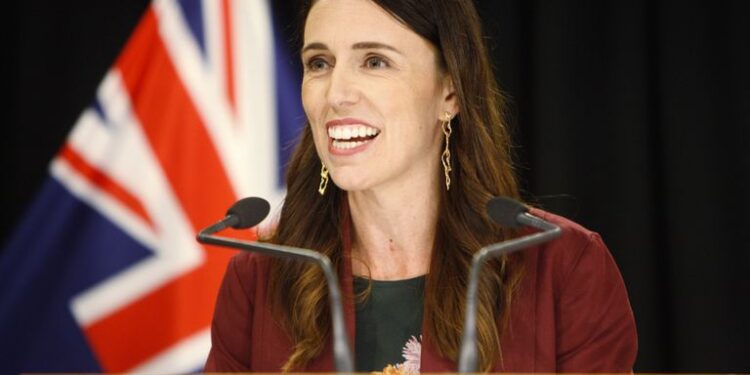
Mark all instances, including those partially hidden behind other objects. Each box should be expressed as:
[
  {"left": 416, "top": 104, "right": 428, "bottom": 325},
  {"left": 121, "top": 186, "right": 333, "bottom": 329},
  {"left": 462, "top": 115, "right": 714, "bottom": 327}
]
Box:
[{"left": 326, "top": 65, "right": 360, "bottom": 110}]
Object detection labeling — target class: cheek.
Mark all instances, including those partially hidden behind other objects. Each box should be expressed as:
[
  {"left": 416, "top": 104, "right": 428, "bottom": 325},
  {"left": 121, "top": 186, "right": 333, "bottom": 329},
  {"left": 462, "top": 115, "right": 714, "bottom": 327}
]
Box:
[
  {"left": 308, "top": 122, "right": 328, "bottom": 153},
  {"left": 300, "top": 89, "right": 328, "bottom": 159},
  {"left": 301, "top": 77, "right": 329, "bottom": 113},
  {"left": 301, "top": 83, "right": 324, "bottom": 123},
  {"left": 300, "top": 82, "right": 317, "bottom": 117}
]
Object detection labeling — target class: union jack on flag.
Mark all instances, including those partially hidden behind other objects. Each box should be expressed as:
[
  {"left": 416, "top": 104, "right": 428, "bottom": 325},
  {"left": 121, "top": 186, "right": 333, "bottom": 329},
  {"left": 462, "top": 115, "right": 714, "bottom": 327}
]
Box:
[{"left": 0, "top": 0, "right": 301, "bottom": 372}]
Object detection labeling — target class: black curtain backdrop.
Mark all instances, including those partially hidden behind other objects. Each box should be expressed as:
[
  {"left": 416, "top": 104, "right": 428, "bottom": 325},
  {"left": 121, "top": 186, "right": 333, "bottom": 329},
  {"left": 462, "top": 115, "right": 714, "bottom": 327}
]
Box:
[{"left": 6, "top": 0, "right": 749, "bottom": 372}]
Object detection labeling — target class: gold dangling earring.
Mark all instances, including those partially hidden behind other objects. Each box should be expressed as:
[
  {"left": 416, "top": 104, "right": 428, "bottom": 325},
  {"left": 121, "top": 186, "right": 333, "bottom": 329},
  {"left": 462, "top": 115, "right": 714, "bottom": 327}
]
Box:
[
  {"left": 441, "top": 112, "right": 453, "bottom": 191},
  {"left": 318, "top": 163, "right": 329, "bottom": 195}
]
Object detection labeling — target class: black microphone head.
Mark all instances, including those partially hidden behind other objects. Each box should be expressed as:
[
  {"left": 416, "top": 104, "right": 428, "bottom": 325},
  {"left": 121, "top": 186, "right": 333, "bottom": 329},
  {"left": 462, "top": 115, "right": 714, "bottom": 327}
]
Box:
[
  {"left": 226, "top": 197, "right": 271, "bottom": 229},
  {"left": 486, "top": 196, "right": 528, "bottom": 228}
]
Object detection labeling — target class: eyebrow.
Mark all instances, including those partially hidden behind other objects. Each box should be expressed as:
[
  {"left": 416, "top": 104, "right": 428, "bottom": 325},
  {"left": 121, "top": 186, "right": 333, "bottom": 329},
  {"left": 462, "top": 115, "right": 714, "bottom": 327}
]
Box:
[{"left": 301, "top": 41, "right": 402, "bottom": 55}]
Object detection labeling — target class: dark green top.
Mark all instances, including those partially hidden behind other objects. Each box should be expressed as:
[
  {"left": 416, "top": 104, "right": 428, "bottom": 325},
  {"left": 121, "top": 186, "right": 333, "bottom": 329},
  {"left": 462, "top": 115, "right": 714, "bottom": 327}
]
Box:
[{"left": 353, "top": 275, "right": 425, "bottom": 372}]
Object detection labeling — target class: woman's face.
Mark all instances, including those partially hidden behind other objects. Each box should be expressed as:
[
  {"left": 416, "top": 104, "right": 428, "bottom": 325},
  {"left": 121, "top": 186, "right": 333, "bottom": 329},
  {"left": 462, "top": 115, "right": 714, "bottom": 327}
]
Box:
[{"left": 301, "top": 0, "right": 457, "bottom": 193}]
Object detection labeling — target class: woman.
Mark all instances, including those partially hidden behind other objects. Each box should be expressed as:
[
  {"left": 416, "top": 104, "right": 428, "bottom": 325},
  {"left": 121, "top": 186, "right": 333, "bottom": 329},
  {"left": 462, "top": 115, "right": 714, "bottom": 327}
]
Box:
[{"left": 205, "top": 0, "right": 637, "bottom": 372}]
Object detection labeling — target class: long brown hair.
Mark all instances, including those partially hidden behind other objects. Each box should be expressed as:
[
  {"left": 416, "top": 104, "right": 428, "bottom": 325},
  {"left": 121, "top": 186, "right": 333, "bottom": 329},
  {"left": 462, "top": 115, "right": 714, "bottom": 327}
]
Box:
[{"left": 268, "top": 0, "right": 524, "bottom": 371}]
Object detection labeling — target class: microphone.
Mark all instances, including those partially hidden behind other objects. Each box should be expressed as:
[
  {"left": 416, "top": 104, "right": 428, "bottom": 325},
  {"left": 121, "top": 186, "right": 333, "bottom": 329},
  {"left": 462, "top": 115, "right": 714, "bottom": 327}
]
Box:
[
  {"left": 457, "top": 197, "right": 562, "bottom": 372},
  {"left": 197, "top": 198, "right": 354, "bottom": 373},
  {"left": 199, "top": 196, "right": 271, "bottom": 234}
]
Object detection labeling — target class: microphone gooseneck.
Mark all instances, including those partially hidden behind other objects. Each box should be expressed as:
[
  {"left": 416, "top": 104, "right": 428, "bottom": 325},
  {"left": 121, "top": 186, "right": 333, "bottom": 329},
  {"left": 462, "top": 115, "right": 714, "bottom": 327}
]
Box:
[
  {"left": 457, "top": 197, "right": 562, "bottom": 373},
  {"left": 196, "top": 197, "right": 354, "bottom": 373}
]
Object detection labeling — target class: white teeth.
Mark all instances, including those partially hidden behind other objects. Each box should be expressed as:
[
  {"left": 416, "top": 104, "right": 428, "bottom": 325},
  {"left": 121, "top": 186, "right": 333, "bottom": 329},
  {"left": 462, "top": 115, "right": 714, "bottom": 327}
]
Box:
[
  {"left": 327, "top": 125, "right": 380, "bottom": 140},
  {"left": 332, "top": 140, "right": 366, "bottom": 150}
]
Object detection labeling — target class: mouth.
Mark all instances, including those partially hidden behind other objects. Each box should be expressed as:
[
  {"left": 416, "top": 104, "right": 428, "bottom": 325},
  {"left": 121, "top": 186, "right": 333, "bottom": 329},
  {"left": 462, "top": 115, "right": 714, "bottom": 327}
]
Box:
[{"left": 326, "top": 120, "right": 381, "bottom": 152}]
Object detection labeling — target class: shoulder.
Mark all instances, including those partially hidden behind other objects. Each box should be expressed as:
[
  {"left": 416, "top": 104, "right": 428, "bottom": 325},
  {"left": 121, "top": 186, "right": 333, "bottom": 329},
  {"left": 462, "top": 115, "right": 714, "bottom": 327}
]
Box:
[
  {"left": 525, "top": 208, "right": 614, "bottom": 285},
  {"left": 228, "top": 251, "right": 273, "bottom": 273},
  {"left": 212, "top": 251, "right": 276, "bottom": 309},
  {"left": 513, "top": 208, "right": 637, "bottom": 372},
  {"left": 224, "top": 251, "right": 274, "bottom": 291},
  {"left": 528, "top": 207, "right": 603, "bottom": 247}
]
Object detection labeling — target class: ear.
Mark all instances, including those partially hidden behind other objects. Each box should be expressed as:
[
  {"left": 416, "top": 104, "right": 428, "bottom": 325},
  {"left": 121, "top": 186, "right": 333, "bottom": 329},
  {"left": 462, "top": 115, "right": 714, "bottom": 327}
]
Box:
[{"left": 440, "top": 75, "right": 460, "bottom": 118}]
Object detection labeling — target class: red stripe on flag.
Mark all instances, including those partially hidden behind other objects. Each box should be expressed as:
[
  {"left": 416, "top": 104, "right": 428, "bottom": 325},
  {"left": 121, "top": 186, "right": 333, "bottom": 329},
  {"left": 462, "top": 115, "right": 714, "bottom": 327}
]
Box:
[
  {"left": 82, "top": 8, "right": 251, "bottom": 371},
  {"left": 222, "top": 0, "right": 236, "bottom": 113},
  {"left": 59, "top": 143, "right": 155, "bottom": 229}
]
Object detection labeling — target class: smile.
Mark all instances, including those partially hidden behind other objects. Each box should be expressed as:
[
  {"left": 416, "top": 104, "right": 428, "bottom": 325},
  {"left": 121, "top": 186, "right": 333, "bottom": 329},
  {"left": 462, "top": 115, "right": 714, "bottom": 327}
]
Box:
[{"left": 327, "top": 124, "right": 380, "bottom": 151}]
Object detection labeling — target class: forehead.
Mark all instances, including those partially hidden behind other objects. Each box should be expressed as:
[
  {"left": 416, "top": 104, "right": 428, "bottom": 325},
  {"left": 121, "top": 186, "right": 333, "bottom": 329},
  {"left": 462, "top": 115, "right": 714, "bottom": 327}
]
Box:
[{"left": 304, "top": 0, "right": 424, "bottom": 50}]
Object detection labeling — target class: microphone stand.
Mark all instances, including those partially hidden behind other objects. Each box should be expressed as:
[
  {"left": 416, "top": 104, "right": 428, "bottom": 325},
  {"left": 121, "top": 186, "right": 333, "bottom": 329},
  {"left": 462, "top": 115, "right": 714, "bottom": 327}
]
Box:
[{"left": 197, "top": 223, "right": 355, "bottom": 373}]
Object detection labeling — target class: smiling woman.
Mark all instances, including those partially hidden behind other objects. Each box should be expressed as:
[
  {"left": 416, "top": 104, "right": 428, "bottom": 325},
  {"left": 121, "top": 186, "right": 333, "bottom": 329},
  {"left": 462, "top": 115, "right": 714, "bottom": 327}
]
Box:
[
  {"left": 204, "top": 0, "right": 637, "bottom": 373},
  {"left": 301, "top": 0, "right": 454, "bottom": 197}
]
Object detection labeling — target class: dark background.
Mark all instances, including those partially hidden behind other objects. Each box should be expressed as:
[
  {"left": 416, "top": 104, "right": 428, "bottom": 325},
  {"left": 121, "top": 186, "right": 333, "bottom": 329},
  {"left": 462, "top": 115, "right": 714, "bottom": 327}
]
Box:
[{"left": 6, "top": 0, "right": 749, "bottom": 372}]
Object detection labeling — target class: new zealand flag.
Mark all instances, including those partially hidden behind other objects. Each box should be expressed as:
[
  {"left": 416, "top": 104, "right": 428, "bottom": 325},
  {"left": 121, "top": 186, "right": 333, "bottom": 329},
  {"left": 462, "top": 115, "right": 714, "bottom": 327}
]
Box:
[{"left": 0, "top": 0, "right": 302, "bottom": 372}]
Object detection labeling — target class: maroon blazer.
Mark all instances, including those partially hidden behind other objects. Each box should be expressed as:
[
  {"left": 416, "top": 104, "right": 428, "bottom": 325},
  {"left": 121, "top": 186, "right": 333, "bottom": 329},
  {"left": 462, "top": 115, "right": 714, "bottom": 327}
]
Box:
[{"left": 204, "top": 209, "right": 638, "bottom": 372}]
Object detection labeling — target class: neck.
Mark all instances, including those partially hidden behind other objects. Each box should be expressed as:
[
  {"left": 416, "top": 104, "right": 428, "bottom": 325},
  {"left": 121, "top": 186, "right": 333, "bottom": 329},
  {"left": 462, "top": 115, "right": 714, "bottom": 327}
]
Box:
[{"left": 347, "top": 176, "right": 440, "bottom": 280}]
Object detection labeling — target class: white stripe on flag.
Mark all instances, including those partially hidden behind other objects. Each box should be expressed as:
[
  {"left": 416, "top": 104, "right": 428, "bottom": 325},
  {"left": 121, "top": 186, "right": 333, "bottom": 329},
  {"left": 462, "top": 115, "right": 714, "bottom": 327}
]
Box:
[{"left": 232, "top": 0, "right": 283, "bottom": 207}]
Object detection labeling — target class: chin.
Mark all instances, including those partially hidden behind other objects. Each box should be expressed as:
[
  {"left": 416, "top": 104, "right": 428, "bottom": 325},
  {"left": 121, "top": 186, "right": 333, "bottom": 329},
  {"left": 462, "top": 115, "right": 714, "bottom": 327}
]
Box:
[{"left": 329, "top": 175, "right": 373, "bottom": 193}]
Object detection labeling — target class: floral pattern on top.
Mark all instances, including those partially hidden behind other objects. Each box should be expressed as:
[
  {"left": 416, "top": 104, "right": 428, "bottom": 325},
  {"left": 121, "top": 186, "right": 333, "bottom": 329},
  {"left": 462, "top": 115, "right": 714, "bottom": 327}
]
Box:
[{"left": 394, "top": 335, "right": 421, "bottom": 374}]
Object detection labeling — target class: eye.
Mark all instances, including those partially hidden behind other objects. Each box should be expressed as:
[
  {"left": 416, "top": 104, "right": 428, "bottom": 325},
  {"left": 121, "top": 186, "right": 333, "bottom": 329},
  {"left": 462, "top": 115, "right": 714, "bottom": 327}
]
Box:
[
  {"left": 305, "top": 57, "right": 331, "bottom": 72},
  {"left": 364, "top": 55, "right": 390, "bottom": 69}
]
